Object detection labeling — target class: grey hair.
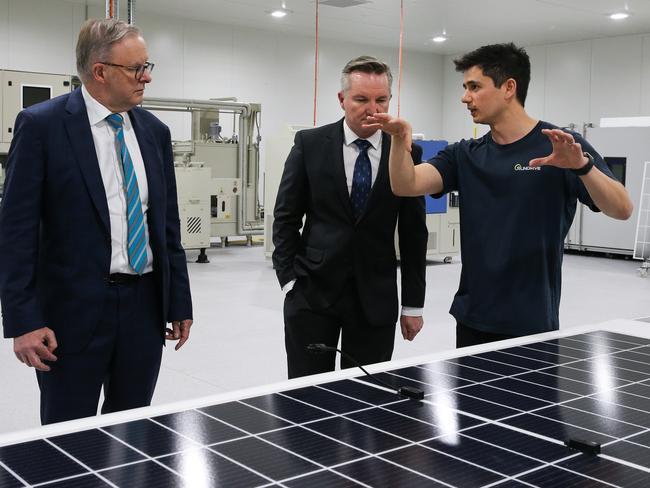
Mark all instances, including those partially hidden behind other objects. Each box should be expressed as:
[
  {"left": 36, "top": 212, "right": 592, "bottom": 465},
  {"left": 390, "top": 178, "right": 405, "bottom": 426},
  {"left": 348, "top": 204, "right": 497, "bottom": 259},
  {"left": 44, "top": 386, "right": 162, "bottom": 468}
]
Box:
[
  {"left": 340, "top": 55, "right": 393, "bottom": 94},
  {"left": 76, "top": 18, "right": 142, "bottom": 84}
]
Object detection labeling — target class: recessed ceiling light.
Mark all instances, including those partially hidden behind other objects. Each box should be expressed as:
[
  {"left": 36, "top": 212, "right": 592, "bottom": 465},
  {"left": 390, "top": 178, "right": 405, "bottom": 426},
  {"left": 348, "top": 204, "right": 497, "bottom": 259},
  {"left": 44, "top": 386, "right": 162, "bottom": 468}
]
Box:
[
  {"left": 432, "top": 36, "right": 447, "bottom": 43},
  {"left": 269, "top": 8, "right": 290, "bottom": 18},
  {"left": 609, "top": 12, "right": 629, "bottom": 20}
]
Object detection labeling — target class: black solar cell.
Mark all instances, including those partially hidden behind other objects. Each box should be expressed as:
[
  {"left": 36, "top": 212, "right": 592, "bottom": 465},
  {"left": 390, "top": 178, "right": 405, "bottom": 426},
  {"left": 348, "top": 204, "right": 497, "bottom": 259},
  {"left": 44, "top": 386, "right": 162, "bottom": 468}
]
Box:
[{"left": 0, "top": 465, "right": 23, "bottom": 488}]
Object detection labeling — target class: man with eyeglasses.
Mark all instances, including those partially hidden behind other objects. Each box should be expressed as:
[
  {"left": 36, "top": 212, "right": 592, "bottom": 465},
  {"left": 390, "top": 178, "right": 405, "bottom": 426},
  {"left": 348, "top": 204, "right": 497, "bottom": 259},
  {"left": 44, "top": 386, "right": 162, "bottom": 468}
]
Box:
[{"left": 0, "top": 18, "right": 193, "bottom": 424}]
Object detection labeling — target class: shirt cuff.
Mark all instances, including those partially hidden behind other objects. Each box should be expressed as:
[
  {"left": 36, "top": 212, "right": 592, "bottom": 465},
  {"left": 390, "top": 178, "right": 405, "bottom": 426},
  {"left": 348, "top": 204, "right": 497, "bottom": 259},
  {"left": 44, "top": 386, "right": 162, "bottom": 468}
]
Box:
[
  {"left": 281, "top": 279, "right": 296, "bottom": 294},
  {"left": 401, "top": 306, "right": 423, "bottom": 317}
]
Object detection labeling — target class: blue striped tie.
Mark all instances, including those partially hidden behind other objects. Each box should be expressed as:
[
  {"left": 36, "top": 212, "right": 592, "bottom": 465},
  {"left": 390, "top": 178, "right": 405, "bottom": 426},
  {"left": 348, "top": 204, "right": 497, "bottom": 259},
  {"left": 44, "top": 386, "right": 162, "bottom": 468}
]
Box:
[{"left": 106, "top": 113, "right": 147, "bottom": 275}]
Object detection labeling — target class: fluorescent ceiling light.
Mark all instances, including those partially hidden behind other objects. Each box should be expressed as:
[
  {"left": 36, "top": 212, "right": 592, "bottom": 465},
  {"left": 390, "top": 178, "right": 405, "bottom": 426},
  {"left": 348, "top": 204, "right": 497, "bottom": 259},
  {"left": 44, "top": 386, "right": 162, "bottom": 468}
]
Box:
[
  {"left": 600, "top": 116, "right": 650, "bottom": 127},
  {"left": 609, "top": 12, "right": 629, "bottom": 20},
  {"left": 432, "top": 36, "right": 447, "bottom": 43}
]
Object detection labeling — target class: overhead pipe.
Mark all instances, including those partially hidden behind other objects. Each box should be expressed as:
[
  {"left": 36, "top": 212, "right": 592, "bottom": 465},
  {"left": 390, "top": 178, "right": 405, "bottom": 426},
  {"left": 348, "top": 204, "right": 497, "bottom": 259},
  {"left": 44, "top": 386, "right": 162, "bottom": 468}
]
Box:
[
  {"left": 142, "top": 98, "right": 251, "bottom": 117},
  {"left": 128, "top": 0, "right": 136, "bottom": 24}
]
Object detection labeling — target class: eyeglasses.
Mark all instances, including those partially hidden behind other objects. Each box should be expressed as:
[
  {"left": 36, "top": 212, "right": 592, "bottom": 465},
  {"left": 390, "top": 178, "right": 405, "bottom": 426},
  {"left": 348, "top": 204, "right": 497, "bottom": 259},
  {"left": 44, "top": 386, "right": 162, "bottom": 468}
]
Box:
[{"left": 99, "top": 61, "right": 155, "bottom": 80}]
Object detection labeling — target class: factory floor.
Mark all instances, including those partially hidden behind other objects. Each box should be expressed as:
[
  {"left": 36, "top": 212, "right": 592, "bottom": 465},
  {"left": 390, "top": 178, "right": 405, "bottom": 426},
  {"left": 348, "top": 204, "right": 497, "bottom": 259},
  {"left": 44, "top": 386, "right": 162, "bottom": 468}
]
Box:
[{"left": 1, "top": 243, "right": 649, "bottom": 435}]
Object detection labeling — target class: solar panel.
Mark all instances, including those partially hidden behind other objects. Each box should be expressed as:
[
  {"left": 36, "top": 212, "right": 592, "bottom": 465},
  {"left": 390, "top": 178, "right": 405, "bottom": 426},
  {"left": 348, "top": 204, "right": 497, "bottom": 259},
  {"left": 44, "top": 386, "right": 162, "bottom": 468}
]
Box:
[
  {"left": 633, "top": 161, "right": 650, "bottom": 261},
  {"left": 1, "top": 319, "right": 649, "bottom": 487}
]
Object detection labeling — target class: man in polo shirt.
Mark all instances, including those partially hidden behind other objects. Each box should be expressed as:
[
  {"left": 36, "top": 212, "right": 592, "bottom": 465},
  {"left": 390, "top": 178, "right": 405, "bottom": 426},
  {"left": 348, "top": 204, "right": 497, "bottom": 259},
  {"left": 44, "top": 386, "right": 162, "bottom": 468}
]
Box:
[{"left": 366, "top": 42, "right": 632, "bottom": 347}]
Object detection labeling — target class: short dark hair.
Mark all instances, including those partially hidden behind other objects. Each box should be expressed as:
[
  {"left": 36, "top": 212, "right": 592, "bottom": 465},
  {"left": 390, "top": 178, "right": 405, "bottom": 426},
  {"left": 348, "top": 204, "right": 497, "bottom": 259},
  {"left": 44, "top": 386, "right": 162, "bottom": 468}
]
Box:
[
  {"left": 341, "top": 55, "right": 392, "bottom": 94},
  {"left": 453, "top": 42, "right": 530, "bottom": 106}
]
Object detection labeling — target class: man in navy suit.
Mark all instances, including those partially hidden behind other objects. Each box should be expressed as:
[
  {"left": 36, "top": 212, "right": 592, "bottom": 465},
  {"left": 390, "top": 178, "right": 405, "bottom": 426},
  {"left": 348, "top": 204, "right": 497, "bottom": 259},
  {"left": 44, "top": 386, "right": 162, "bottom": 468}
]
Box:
[
  {"left": 273, "top": 56, "right": 427, "bottom": 378},
  {"left": 0, "top": 18, "right": 193, "bottom": 424}
]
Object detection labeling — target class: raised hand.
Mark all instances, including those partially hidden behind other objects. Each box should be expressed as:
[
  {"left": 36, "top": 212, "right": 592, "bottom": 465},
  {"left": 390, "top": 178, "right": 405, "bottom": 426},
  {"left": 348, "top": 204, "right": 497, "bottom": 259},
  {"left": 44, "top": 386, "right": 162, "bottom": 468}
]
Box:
[
  {"left": 364, "top": 113, "right": 413, "bottom": 150},
  {"left": 529, "top": 128, "right": 588, "bottom": 170}
]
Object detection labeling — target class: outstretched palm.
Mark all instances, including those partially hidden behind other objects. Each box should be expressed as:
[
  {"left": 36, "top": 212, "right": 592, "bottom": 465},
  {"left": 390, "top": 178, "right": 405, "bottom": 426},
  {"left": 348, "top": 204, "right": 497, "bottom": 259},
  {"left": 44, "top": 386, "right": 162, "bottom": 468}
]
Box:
[{"left": 364, "top": 113, "right": 412, "bottom": 148}]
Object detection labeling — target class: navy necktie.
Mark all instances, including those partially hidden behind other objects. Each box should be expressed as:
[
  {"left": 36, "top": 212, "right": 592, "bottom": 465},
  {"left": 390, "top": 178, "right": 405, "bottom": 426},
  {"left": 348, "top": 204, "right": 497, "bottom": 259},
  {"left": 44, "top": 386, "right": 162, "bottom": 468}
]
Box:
[
  {"left": 351, "top": 139, "right": 372, "bottom": 219},
  {"left": 106, "top": 113, "right": 147, "bottom": 275}
]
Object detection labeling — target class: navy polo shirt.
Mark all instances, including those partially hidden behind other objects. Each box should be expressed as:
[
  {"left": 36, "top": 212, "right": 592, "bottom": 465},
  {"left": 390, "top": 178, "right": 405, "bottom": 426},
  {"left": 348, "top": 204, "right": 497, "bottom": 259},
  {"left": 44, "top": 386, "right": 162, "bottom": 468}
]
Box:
[{"left": 430, "top": 121, "right": 614, "bottom": 336}]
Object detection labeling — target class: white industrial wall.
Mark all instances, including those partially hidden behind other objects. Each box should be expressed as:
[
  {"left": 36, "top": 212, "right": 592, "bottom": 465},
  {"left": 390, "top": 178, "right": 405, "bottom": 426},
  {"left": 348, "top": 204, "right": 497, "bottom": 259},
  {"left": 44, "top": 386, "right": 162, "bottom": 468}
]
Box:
[
  {"left": 0, "top": 0, "right": 444, "bottom": 146},
  {"left": 441, "top": 34, "right": 650, "bottom": 143}
]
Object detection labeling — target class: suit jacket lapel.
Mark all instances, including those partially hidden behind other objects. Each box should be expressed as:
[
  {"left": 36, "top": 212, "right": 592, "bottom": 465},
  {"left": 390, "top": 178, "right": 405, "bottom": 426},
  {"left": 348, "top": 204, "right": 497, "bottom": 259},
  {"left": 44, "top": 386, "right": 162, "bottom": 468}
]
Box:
[
  {"left": 63, "top": 89, "right": 110, "bottom": 235},
  {"left": 329, "top": 120, "right": 355, "bottom": 218}
]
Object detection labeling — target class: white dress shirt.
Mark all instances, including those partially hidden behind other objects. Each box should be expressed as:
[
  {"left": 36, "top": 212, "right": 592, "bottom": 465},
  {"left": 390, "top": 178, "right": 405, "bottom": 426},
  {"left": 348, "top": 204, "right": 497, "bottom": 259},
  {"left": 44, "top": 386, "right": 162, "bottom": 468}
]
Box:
[
  {"left": 82, "top": 86, "right": 153, "bottom": 275},
  {"left": 283, "top": 120, "right": 421, "bottom": 318}
]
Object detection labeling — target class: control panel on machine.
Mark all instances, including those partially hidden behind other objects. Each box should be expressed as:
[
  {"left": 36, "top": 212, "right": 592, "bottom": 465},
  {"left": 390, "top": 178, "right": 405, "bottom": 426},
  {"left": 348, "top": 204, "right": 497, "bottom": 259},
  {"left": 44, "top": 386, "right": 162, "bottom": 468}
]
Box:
[{"left": 0, "top": 69, "right": 75, "bottom": 197}]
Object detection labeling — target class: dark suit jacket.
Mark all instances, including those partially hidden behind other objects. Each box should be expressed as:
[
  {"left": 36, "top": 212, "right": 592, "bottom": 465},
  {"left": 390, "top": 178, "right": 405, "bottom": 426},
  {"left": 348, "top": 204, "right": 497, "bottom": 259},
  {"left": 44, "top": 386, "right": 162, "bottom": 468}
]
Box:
[
  {"left": 0, "top": 88, "right": 192, "bottom": 353},
  {"left": 272, "top": 119, "right": 427, "bottom": 327}
]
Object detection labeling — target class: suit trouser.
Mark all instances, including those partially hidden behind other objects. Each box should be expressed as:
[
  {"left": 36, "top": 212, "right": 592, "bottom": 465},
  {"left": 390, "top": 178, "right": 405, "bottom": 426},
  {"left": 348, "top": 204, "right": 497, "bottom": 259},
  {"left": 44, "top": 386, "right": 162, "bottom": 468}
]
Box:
[
  {"left": 36, "top": 273, "right": 163, "bottom": 425},
  {"left": 456, "top": 322, "right": 516, "bottom": 348},
  {"left": 284, "top": 279, "right": 396, "bottom": 379}
]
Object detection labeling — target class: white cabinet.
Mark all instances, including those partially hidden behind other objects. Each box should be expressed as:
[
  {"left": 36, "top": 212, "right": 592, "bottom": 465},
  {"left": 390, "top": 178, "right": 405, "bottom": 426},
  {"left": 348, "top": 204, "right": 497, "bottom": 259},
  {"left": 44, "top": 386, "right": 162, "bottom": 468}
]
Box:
[
  {"left": 1, "top": 70, "right": 73, "bottom": 149},
  {"left": 566, "top": 126, "right": 648, "bottom": 255}
]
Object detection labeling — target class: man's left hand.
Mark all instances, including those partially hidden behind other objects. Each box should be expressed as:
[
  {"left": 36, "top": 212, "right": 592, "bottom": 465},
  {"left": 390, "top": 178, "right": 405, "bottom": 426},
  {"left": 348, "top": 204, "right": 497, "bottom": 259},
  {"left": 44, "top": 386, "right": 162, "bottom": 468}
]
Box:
[
  {"left": 529, "top": 128, "right": 588, "bottom": 170},
  {"left": 166, "top": 319, "right": 193, "bottom": 350},
  {"left": 400, "top": 315, "right": 423, "bottom": 341}
]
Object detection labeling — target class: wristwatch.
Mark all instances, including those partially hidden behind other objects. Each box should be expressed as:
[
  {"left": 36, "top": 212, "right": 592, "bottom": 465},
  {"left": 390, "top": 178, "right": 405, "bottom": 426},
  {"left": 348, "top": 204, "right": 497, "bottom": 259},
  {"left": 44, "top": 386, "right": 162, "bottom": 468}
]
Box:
[{"left": 571, "top": 151, "right": 594, "bottom": 176}]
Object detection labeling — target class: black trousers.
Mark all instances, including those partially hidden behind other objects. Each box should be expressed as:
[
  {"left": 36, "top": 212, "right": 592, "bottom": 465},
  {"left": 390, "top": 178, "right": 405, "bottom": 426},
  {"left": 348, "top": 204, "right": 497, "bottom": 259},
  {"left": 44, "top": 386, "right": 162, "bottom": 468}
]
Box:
[
  {"left": 284, "top": 280, "right": 396, "bottom": 379},
  {"left": 36, "top": 273, "right": 163, "bottom": 425},
  {"left": 456, "top": 321, "right": 516, "bottom": 348}
]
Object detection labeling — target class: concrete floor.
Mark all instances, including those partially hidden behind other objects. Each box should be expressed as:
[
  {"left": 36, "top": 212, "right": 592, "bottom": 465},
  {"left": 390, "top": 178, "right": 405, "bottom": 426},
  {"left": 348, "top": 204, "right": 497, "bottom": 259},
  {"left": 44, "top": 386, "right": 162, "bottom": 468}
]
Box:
[{"left": 1, "top": 244, "right": 649, "bottom": 435}]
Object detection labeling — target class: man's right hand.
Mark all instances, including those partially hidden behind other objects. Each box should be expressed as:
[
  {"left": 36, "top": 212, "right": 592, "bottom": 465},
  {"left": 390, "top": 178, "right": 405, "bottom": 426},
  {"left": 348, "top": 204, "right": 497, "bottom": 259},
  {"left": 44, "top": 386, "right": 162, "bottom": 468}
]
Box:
[
  {"left": 14, "top": 327, "right": 58, "bottom": 372},
  {"left": 364, "top": 113, "right": 413, "bottom": 149}
]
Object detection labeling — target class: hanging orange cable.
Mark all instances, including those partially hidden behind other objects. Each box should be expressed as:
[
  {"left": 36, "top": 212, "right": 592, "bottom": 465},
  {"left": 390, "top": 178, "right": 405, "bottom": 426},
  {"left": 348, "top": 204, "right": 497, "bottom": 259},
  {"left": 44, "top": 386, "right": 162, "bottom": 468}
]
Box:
[
  {"left": 313, "top": 0, "right": 320, "bottom": 126},
  {"left": 106, "top": 0, "right": 116, "bottom": 19},
  {"left": 397, "top": 0, "right": 404, "bottom": 117}
]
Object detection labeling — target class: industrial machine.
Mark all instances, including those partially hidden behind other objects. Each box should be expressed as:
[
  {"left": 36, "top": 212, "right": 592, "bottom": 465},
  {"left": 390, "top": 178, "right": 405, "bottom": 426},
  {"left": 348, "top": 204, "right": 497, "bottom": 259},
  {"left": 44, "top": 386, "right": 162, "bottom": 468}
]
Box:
[
  {"left": 0, "top": 70, "right": 263, "bottom": 259},
  {"left": 0, "top": 69, "right": 74, "bottom": 196},
  {"left": 417, "top": 140, "right": 460, "bottom": 262},
  {"left": 141, "top": 98, "right": 264, "bottom": 261},
  {"left": 565, "top": 125, "right": 648, "bottom": 257}
]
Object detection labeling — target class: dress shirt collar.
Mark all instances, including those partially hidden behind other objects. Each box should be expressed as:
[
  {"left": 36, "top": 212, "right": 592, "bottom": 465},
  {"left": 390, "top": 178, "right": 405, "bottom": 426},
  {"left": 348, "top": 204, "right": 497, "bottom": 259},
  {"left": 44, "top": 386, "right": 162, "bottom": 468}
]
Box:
[
  {"left": 81, "top": 85, "right": 127, "bottom": 127},
  {"left": 343, "top": 118, "right": 382, "bottom": 150}
]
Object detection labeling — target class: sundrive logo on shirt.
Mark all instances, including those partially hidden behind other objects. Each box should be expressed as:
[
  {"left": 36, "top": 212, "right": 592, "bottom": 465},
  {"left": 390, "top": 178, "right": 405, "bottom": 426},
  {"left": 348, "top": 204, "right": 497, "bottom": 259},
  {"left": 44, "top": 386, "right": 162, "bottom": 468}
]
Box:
[{"left": 513, "top": 163, "right": 541, "bottom": 171}]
